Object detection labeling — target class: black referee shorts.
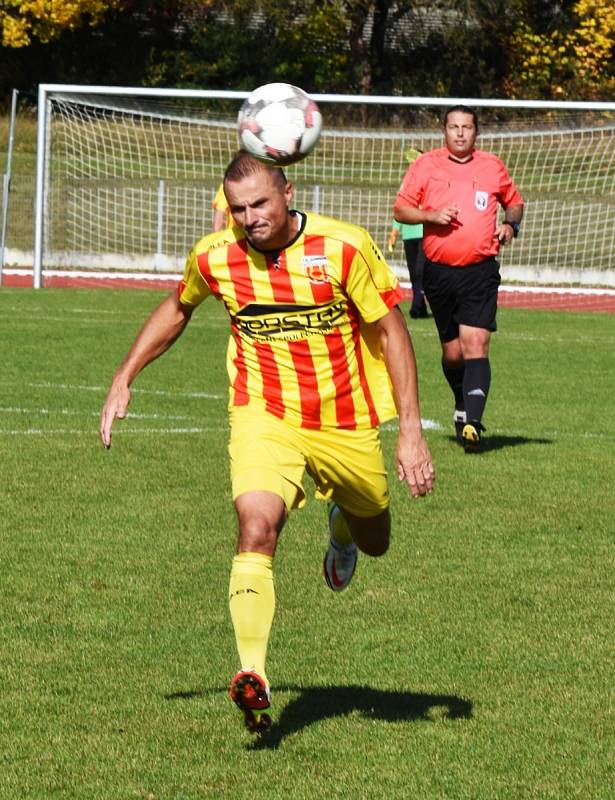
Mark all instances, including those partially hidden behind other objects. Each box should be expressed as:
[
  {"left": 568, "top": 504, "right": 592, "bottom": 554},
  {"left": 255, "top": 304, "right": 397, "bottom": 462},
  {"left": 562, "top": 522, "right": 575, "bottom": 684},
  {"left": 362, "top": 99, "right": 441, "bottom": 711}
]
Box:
[{"left": 423, "top": 257, "right": 501, "bottom": 343}]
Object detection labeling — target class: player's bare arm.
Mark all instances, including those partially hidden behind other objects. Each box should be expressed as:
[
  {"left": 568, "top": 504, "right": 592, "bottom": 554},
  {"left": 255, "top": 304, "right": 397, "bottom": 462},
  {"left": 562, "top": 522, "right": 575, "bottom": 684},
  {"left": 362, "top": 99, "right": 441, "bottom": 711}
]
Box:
[
  {"left": 375, "top": 307, "right": 435, "bottom": 497},
  {"left": 100, "top": 292, "right": 193, "bottom": 449}
]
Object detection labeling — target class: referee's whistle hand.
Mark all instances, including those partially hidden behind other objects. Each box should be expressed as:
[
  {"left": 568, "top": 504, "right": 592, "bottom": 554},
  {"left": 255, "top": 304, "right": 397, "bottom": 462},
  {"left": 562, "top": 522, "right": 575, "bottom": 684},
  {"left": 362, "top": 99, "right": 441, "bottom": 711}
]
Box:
[{"left": 432, "top": 206, "right": 459, "bottom": 226}]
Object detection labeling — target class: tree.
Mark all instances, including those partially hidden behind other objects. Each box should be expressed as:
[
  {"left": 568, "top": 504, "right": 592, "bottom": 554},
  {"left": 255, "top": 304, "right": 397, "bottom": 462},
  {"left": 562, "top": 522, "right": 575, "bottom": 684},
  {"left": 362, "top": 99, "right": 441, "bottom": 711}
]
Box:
[
  {"left": 567, "top": 0, "right": 615, "bottom": 97},
  {"left": 505, "top": 0, "right": 615, "bottom": 99},
  {"left": 2, "top": 0, "right": 612, "bottom": 103},
  {"left": 1, "top": 0, "right": 117, "bottom": 48},
  {"left": 144, "top": 1, "right": 352, "bottom": 94},
  {"left": 0, "top": 1, "right": 200, "bottom": 97}
]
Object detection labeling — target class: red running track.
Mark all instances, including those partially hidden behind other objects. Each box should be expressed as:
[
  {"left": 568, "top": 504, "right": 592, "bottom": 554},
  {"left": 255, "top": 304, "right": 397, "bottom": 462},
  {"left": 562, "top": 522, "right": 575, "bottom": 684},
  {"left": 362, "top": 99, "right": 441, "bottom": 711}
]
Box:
[{"left": 2, "top": 270, "right": 615, "bottom": 313}]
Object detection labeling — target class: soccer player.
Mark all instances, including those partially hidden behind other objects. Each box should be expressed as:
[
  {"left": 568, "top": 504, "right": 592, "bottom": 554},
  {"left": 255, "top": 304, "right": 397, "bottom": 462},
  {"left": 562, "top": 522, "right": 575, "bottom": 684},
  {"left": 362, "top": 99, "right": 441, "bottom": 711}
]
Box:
[
  {"left": 211, "top": 182, "right": 235, "bottom": 231},
  {"left": 393, "top": 106, "right": 524, "bottom": 452},
  {"left": 387, "top": 218, "right": 427, "bottom": 318},
  {"left": 100, "top": 151, "right": 435, "bottom": 734},
  {"left": 387, "top": 147, "right": 428, "bottom": 319}
]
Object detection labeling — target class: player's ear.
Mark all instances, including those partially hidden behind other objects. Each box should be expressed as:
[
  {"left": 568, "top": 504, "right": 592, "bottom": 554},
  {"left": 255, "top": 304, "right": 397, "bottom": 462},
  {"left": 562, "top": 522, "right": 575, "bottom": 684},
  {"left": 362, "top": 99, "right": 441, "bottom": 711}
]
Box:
[{"left": 284, "top": 182, "right": 294, "bottom": 206}]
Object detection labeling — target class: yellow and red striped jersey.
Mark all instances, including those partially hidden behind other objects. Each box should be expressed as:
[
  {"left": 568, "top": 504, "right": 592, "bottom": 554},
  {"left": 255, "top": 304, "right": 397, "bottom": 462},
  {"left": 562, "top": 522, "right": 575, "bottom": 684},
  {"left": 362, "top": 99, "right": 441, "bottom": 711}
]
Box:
[{"left": 178, "top": 212, "right": 403, "bottom": 430}]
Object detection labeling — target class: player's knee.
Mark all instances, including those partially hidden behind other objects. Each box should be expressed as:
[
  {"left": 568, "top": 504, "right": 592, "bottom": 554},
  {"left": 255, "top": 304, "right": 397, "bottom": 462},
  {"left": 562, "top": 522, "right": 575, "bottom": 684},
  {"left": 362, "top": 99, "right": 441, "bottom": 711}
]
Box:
[
  {"left": 349, "top": 509, "right": 390, "bottom": 557},
  {"left": 442, "top": 352, "right": 463, "bottom": 369},
  {"left": 236, "top": 514, "right": 279, "bottom": 555},
  {"left": 359, "top": 533, "right": 389, "bottom": 558},
  {"left": 234, "top": 492, "right": 285, "bottom": 555}
]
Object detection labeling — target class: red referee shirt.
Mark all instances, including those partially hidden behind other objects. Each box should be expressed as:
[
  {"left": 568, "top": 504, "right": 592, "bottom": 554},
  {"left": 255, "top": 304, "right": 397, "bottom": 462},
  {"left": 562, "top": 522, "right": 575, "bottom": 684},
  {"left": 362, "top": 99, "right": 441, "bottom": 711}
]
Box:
[{"left": 395, "top": 148, "right": 524, "bottom": 266}]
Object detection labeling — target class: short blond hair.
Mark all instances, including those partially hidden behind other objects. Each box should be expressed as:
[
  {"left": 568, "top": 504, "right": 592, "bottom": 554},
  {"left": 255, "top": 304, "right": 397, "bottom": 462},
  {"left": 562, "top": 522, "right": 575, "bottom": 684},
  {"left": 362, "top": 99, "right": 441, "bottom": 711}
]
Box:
[{"left": 223, "top": 150, "right": 287, "bottom": 189}]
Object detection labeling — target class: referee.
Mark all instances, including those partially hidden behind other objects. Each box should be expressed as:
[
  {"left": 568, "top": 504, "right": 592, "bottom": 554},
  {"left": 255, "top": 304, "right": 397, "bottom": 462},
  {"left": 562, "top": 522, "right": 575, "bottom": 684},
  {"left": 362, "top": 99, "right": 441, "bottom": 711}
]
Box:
[{"left": 393, "top": 105, "right": 524, "bottom": 452}]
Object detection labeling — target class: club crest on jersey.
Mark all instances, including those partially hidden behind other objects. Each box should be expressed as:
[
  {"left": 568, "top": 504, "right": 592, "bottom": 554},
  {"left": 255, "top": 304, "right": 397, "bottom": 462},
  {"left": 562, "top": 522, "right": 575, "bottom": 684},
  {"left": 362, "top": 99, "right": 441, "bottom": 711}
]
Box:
[
  {"left": 475, "top": 190, "right": 488, "bottom": 211},
  {"left": 302, "top": 254, "right": 330, "bottom": 284}
]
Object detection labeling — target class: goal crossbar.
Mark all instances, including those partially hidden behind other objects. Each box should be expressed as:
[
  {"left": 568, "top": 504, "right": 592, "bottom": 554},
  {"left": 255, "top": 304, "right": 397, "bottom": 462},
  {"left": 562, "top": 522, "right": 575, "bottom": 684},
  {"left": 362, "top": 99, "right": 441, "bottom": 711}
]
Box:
[{"left": 32, "top": 84, "right": 615, "bottom": 289}]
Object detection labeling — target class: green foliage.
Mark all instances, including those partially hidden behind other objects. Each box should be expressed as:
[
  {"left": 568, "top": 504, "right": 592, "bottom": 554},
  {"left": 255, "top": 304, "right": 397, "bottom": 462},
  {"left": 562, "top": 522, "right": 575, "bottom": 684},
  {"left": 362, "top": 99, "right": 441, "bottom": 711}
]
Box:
[
  {"left": 0, "top": 288, "right": 614, "bottom": 798},
  {"left": 0, "top": 0, "right": 116, "bottom": 48},
  {"left": 0, "top": 1, "right": 613, "bottom": 114},
  {"left": 506, "top": 0, "right": 615, "bottom": 99},
  {"left": 147, "top": 1, "right": 353, "bottom": 93}
]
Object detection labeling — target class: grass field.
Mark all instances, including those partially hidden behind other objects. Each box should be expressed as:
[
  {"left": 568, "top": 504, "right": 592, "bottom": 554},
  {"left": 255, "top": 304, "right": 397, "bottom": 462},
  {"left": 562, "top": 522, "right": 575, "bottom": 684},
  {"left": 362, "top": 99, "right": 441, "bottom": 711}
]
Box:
[{"left": 1, "top": 287, "right": 613, "bottom": 799}]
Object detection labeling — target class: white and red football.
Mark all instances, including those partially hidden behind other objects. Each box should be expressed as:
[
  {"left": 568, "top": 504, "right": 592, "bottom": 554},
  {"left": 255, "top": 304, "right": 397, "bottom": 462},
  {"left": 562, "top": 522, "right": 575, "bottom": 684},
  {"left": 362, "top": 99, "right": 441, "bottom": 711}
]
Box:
[{"left": 237, "top": 83, "right": 323, "bottom": 166}]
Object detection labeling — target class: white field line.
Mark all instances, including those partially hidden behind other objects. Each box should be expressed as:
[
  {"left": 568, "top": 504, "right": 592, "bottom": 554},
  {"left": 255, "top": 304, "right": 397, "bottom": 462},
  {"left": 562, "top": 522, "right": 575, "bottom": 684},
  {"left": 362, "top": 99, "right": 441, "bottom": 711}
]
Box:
[
  {"left": 381, "top": 418, "right": 443, "bottom": 432},
  {"left": 24, "top": 382, "right": 224, "bottom": 400},
  {"left": 1, "top": 414, "right": 614, "bottom": 441},
  {"left": 380, "top": 422, "right": 615, "bottom": 442},
  {"left": 1, "top": 388, "right": 613, "bottom": 441},
  {"left": 0, "top": 401, "right": 439, "bottom": 436},
  {"left": 388, "top": 325, "right": 615, "bottom": 347},
  {"left": 498, "top": 285, "right": 615, "bottom": 297},
  {"left": 0, "top": 407, "right": 199, "bottom": 420},
  {"left": 0, "top": 427, "right": 225, "bottom": 436},
  {"left": 499, "top": 331, "right": 615, "bottom": 345}
]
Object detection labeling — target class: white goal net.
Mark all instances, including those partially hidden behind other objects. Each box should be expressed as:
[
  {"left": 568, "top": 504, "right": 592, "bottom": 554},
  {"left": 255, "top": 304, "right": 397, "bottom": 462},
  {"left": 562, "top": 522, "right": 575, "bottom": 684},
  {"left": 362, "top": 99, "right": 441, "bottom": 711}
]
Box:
[{"left": 34, "top": 85, "right": 615, "bottom": 287}]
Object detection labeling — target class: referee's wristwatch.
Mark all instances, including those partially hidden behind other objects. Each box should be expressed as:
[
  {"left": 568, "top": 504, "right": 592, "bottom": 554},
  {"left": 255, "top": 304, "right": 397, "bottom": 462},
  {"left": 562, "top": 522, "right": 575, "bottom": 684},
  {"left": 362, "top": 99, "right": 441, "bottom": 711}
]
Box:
[{"left": 503, "top": 220, "right": 520, "bottom": 237}]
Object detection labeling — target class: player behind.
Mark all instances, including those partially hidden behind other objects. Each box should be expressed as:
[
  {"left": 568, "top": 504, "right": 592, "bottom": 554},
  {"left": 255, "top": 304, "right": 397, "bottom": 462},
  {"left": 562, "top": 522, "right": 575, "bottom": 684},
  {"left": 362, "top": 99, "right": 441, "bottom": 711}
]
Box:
[{"left": 212, "top": 182, "right": 235, "bottom": 231}]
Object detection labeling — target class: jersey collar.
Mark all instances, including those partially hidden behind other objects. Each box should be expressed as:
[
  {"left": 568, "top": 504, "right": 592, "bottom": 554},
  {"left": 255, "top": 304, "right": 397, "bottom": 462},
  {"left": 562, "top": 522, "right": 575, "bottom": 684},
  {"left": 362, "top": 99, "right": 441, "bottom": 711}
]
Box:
[
  {"left": 447, "top": 153, "right": 474, "bottom": 164},
  {"left": 248, "top": 210, "right": 306, "bottom": 257}
]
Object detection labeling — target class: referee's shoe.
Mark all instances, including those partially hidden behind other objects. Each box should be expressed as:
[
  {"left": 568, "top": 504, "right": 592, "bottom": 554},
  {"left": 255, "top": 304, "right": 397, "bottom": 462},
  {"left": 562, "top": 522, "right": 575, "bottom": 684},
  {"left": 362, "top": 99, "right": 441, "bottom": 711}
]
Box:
[
  {"left": 461, "top": 420, "right": 485, "bottom": 453},
  {"left": 453, "top": 409, "right": 466, "bottom": 444}
]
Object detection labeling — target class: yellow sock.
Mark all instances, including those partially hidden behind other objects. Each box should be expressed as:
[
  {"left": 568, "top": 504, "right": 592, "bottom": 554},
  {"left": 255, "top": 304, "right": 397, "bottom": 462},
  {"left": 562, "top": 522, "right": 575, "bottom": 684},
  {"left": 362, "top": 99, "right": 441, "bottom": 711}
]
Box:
[
  {"left": 228, "top": 552, "right": 275, "bottom": 683},
  {"left": 330, "top": 503, "right": 353, "bottom": 546}
]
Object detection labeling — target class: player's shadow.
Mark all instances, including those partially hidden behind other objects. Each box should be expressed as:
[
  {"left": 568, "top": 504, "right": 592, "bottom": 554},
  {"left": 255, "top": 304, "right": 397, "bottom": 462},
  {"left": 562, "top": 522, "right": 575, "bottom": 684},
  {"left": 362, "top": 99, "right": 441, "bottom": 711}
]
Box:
[
  {"left": 448, "top": 434, "right": 553, "bottom": 452},
  {"left": 164, "top": 685, "right": 473, "bottom": 750},
  {"left": 250, "top": 684, "right": 473, "bottom": 750}
]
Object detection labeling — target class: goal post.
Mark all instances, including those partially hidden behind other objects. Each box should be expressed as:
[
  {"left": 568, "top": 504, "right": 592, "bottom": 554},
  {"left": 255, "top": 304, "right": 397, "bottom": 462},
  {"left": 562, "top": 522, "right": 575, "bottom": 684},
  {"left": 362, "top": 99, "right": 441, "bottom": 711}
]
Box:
[
  {"left": 33, "top": 83, "right": 615, "bottom": 289},
  {"left": 0, "top": 89, "right": 20, "bottom": 286}
]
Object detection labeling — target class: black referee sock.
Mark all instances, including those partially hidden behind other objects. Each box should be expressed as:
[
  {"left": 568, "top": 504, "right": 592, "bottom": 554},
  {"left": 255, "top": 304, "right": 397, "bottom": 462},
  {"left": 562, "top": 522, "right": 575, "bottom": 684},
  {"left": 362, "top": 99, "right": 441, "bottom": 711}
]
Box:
[
  {"left": 441, "top": 358, "right": 465, "bottom": 411},
  {"left": 463, "top": 357, "right": 491, "bottom": 425}
]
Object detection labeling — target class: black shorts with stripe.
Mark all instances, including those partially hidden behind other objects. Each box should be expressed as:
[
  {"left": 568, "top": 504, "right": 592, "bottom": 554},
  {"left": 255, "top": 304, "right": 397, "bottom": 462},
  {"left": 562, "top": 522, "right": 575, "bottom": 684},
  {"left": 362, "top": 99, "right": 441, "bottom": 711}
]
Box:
[{"left": 423, "top": 257, "right": 501, "bottom": 343}]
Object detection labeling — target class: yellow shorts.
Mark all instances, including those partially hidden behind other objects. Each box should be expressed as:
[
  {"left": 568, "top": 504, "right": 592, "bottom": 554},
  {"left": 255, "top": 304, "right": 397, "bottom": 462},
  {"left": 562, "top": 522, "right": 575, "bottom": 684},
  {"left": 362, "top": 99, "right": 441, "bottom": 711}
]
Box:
[{"left": 229, "top": 406, "right": 390, "bottom": 516}]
